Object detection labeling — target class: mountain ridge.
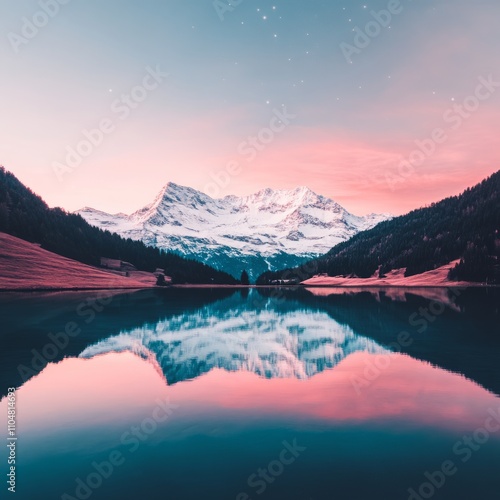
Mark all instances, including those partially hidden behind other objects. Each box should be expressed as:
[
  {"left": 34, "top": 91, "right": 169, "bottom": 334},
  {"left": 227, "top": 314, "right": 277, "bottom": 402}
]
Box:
[{"left": 77, "top": 183, "right": 392, "bottom": 280}]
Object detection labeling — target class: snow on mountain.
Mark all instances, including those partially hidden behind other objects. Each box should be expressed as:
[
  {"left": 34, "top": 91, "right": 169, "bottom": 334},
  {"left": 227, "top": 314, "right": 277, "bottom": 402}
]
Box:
[
  {"left": 76, "top": 182, "right": 391, "bottom": 280},
  {"left": 79, "top": 290, "right": 388, "bottom": 384}
]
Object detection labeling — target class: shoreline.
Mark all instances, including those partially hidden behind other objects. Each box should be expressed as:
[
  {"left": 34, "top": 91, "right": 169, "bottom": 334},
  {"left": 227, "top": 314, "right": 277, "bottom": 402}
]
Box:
[
  {"left": 1, "top": 233, "right": 495, "bottom": 293},
  {"left": 0, "top": 283, "right": 497, "bottom": 293}
]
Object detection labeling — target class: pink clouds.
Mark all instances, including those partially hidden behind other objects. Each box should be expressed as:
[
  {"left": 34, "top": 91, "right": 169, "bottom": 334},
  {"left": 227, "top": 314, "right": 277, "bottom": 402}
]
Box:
[
  {"left": 5, "top": 109, "right": 498, "bottom": 217},
  {"left": 200, "top": 122, "right": 499, "bottom": 215},
  {"left": 3, "top": 68, "right": 499, "bottom": 217}
]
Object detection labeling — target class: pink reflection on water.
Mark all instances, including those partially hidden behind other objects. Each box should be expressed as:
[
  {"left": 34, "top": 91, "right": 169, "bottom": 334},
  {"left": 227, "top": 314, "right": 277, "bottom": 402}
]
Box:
[{"left": 2, "top": 351, "right": 499, "bottom": 439}]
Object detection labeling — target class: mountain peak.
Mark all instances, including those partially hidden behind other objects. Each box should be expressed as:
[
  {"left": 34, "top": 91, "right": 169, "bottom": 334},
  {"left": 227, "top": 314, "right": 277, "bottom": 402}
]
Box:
[
  {"left": 294, "top": 185, "right": 314, "bottom": 194},
  {"left": 292, "top": 185, "right": 322, "bottom": 201},
  {"left": 163, "top": 181, "right": 185, "bottom": 191},
  {"left": 77, "top": 180, "right": 392, "bottom": 280},
  {"left": 156, "top": 183, "right": 320, "bottom": 204},
  {"left": 250, "top": 185, "right": 319, "bottom": 201},
  {"left": 160, "top": 181, "right": 188, "bottom": 196},
  {"left": 153, "top": 182, "right": 212, "bottom": 207}
]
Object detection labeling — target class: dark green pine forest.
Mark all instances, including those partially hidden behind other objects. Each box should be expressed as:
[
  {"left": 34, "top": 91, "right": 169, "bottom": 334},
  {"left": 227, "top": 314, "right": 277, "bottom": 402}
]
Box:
[
  {"left": 0, "top": 167, "right": 238, "bottom": 285},
  {"left": 257, "top": 171, "right": 500, "bottom": 285}
]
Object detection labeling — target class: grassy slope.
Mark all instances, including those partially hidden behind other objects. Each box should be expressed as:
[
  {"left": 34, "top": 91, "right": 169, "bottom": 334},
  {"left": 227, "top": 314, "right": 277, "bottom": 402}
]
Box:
[
  {"left": 0, "top": 232, "right": 157, "bottom": 290},
  {"left": 301, "top": 260, "right": 476, "bottom": 287}
]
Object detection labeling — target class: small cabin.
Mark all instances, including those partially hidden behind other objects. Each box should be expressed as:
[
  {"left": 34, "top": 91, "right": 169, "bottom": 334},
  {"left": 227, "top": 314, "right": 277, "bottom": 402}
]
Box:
[{"left": 100, "top": 257, "right": 137, "bottom": 272}]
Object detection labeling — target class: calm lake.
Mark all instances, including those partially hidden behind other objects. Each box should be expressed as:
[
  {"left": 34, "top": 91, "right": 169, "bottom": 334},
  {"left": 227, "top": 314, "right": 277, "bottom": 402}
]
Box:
[{"left": 1, "top": 287, "right": 499, "bottom": 500}]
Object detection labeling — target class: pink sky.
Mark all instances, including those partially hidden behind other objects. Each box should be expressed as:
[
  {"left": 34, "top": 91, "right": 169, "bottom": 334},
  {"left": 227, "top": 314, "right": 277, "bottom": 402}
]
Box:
[
  {"left": 4, "top": 115, "right": 499, "bottom": 217},
  {"left": 1, "top": 0, "right": 499, "bottom": 216}
]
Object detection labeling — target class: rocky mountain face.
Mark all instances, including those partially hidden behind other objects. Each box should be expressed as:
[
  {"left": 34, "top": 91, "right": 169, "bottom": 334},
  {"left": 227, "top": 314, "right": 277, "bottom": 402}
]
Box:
[{"left": 77, "top": 183, "right": 391, "bottom": 280}]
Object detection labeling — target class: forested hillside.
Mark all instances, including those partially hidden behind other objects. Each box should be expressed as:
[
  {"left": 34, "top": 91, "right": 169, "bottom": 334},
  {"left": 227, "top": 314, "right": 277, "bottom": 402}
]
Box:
[
  {"left": 257, "top": 171, "right": 500, "bottom": 285},
  {"left": 0, "top": 167, "right": 237, "bottom": 285}
]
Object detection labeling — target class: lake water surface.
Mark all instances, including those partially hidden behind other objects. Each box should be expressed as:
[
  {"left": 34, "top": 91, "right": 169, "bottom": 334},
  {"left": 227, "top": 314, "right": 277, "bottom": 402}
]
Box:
[{"left": 1, "top": 287, "right": 499, "bottom": 500}]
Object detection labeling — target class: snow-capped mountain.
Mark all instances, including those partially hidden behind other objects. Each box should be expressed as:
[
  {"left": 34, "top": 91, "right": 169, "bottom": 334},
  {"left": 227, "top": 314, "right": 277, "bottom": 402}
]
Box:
[
  {"left": 80, "top": 290, "right": 387, "bottom": 384},
  {"left": 77, "top": 183, "right": 391, "bottom": 280}
]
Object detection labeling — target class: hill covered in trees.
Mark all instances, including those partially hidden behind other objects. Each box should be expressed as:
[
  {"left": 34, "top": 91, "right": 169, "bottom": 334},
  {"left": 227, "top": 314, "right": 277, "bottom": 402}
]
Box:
[
  {"left": 257, "top": 171, "right": 500, "bottom": 285},
  {"left": 0, "top": 167, "right": 238, "bottom": 285}
]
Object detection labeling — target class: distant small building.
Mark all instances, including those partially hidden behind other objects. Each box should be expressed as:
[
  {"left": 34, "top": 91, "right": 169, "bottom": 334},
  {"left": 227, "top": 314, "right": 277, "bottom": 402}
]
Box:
[{"left": 100, "top": 257, "right": 137, "bottom": 272}]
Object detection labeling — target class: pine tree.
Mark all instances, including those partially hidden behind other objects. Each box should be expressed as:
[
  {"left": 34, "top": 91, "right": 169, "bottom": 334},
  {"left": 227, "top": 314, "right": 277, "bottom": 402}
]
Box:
[{"left": 240, "top": 270, "right": 250, "bottom": 285}]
